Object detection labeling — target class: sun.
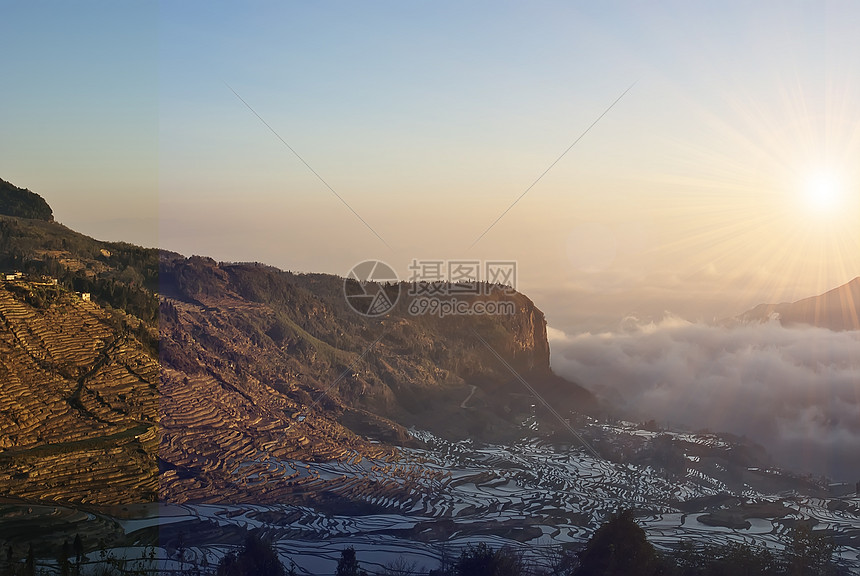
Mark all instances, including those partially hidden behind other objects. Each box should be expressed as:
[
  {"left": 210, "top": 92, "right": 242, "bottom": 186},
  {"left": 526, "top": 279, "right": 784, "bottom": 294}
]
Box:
[{"left": 802, "top": 170, "right": 844, "bottom": 215}]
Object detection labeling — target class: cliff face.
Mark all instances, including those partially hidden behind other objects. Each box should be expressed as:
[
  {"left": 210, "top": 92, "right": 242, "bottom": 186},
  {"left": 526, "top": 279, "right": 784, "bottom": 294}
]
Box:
[
  {"left": 159, "top": 256, "right": 585, "bottom": 428},
  {"left": 508, "top": 300, "right": 551, "bottom": 374}
]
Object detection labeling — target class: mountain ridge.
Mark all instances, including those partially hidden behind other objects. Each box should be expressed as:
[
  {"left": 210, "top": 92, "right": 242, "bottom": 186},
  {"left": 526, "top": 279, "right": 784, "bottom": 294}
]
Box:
[
  {"left": 0, "top": 178, "right": 53, "bottom": 221},
  {"left": 737, "top": 277, "right": 860, "bottom": 331}
]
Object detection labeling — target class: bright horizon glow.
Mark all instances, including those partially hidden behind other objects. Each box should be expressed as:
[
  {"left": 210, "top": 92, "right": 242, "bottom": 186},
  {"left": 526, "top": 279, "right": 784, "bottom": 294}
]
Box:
[{"left": 802, "top": 170, "right": 845, "bottom": 215}]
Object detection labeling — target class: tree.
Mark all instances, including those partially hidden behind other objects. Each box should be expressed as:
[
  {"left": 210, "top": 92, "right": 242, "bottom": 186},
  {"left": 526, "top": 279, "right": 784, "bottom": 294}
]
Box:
[
  {"left": 381, "top": 556, "right": 419, "bottom": 576},
  {"left": 0, "top": 178, "right": 54, "bottom": 220},
  {"left": 721, "top": 542, "right": 780, "bottom": 576},
  {"left": 176, "top": 532, "right": 187, "bottom": 564},
  {"left": 537, "top": 545, "right": 579, "bottom": 576},
  {"left": 59, "top": 540, "right": 71, "bottom": 576},
  {"left": 454, "top": 543, "right": 523, "bottom": 576},
  {"left": 3, "top": 546, "right": 13, "bottom": 576},
  {"left": 787, "top": 523, "right": 836, "bottom": 576},
  {"left": 336, "top": 547, "right": 366, "bottom": 576},
  {"left": 670, "top": 540, "right": 781, "bottom": 576},
  {"left": 73, "top": 533, "right": 84, "bottom": 567},
  {"left": 216, "top": 532, "right": 286, "bottom": 576},
  {"left": 573, "top": 510, "right": 661, "bottom": 576},
  {"left": 23, "top": 545, "right": 35, "bottom": 576},
  {"left": 455, "top": 543, "right": 496, "bottom": 576}
]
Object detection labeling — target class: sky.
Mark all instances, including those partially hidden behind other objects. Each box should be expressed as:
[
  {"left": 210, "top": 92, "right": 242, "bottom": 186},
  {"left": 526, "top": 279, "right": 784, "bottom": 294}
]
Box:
[{"left": 2, "top": 1, "right": 860, "bottom": 333}]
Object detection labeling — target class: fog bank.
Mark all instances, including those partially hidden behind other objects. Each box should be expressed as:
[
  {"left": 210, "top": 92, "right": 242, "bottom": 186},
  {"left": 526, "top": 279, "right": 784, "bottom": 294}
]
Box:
[{"left": 549, "top": 318, "right": 860, "bottom": 482}]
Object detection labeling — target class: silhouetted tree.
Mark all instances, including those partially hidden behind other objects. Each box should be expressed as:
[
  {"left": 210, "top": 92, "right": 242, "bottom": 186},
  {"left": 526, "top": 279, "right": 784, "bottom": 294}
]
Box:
[
  {"left": 23, "top": 545, "right": 35, "bottom": 576},
  {"left": 381, "top": 556, "right": 419, "bottom": 576},
  {"left": 455, "top": 543, "right": 496, "bottom": 576},
  {"left": 3, "top": 545, "right": 13, "bottom": 576},
  {"left": 787, "top": 523, "right": 836, "bottom": 576},
  {"left": 73, "top": 533, "right": 84, "bottom": 567},
  {"left": 454, "top": 543, "right": 523, "bottom": 576},
  {"left": 216, "top": 532, "right": 285, "bottom": 576},
  {"left": 59, "top": 540, "right": 71, "bottom": 576},
  {"left": 573, "top": 510, "right": 661, "bottom": 576},
  {"left": 670, "top": 540, "right": 781, "bottom": 576},
  {"left": 176, "top": 532, "right": 187, "bottom": 564},
  {"left": 336, "top": 547, "right": 367, "bottom": 576}
]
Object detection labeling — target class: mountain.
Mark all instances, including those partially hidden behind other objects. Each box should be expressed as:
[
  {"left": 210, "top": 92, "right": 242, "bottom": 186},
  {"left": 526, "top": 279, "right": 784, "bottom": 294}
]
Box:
[
  {"left": 1, "top": 183, "right": 161, "bottom": 505},
  {"left": 0, "top": 204, "right": 159, "bottom": 326},
  {"left": 0, "top": 178, "right": 595, "bottom": 506},
  {"left": 3, "top": 180, "right": 859, "bottom": 571},
  {"left": 156, "top": 255, "right": 596, "bottom": 503},
  {"left": 0, "top": 178, "right": 53, "bottom": 221},
  {"left": 738, "top": 277, "right": 860, "bottom": 331}
]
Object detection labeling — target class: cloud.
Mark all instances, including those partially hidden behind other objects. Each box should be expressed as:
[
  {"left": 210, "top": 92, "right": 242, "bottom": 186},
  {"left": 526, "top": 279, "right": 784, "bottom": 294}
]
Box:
[{"left": 549, "top": 318, "right": 860, "bottom": 481}]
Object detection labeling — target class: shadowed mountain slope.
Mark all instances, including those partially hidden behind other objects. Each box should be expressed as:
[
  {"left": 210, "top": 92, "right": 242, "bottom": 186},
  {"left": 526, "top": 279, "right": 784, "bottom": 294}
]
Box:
[
  {"left": 738, "top": 277, "right": 860, "bottom": 331},
  {"left": 0, "top": 178, "right": 53, "bottom": 221}
]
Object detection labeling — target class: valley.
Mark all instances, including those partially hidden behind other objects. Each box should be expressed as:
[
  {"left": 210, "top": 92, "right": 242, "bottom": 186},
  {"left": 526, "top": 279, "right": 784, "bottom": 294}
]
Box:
[
  {"left": 1, "top": 185, "right": 858, "bottom": 573},
  {"left": 5, "top": 421, "right": 860, "bottom": 573}
]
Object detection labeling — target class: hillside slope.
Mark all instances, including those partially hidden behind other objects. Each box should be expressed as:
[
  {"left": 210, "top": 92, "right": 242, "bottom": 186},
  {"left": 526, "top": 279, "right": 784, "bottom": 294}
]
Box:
[
  {"left": 0, "top": 178, "right": 53, "bottom": 221},
  {"left": 155, "top": 255, "right": 596, "bottom": 503},
  {"left": 0, "top": 282, "right": 159, "bottom": 504},
  {"left": 738, "top": 277, "right": 860, "bottom": 331},
  {"left": 1, "top": 179, "right": 595, "bottom": 506}
]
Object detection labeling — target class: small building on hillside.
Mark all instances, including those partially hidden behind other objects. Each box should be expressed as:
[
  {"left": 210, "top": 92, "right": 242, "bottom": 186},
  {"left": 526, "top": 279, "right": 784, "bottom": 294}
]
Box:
[{"left": 81, "top": 292, "right": 91, "bottom": 301}]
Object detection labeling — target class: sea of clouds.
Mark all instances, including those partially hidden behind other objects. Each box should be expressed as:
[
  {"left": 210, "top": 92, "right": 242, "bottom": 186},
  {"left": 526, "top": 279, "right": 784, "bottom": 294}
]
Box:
[{"left": 549, "top": 318, "right": 860, "bottom": 482}]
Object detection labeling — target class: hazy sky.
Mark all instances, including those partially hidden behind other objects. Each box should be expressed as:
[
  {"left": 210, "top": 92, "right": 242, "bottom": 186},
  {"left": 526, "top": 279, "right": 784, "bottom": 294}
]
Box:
[{"left": 3, "top": 1, "right": 860, "bottom": 332}]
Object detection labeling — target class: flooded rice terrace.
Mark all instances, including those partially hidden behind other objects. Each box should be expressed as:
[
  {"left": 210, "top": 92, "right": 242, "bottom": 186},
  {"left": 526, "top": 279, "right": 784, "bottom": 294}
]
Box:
[{"left": 96, "top": 421, "right": 860, "bottom": 574}]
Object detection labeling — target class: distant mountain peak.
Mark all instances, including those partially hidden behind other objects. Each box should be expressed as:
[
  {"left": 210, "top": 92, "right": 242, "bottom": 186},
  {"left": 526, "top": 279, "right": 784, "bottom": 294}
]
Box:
[
  {"left": 737, "top": 277, "right": 860, "bottom": 331},
  {"left": 0, "top": 178, "right": 53, "bottom": 221}
]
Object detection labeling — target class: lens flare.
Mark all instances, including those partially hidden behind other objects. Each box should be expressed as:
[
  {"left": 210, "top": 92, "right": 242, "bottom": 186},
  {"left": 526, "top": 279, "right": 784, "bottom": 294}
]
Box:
[{"left": 803, "top": 171, "right": 844, "bottom": 214}]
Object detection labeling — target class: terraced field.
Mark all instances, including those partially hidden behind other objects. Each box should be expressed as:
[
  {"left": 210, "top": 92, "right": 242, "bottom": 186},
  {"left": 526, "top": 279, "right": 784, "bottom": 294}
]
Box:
[
  {"left": 91, "top": 423, "right": 859, "bottom": 574},
  {"left": 0, "top": 283, "right": 159, "bottom": 504},
  {"left": 157, "top": 365, "right": 395, "bottom": 505}
]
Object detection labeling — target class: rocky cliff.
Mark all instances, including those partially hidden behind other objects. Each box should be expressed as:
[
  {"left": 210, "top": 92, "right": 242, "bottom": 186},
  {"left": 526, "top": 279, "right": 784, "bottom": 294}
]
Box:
[{"left": 159, "top": 255, "right": 592, "bottom": 444}]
